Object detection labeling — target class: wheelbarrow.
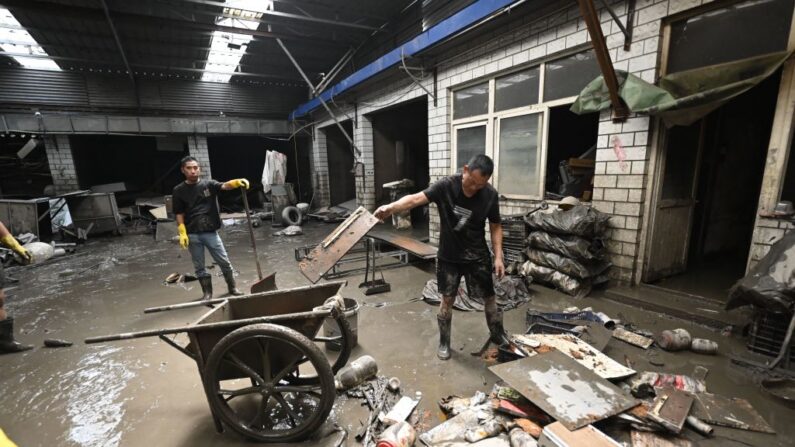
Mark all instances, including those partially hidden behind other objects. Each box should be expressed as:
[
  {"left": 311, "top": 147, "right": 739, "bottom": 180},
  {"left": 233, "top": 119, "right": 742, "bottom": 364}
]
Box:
[{"left": 85, "top": 281, "right": 354, "bottom": 443}]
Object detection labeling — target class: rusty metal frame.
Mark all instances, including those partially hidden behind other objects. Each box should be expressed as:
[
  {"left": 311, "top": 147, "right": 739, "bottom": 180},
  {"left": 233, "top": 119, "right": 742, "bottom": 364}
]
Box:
[
  {"left": 577, "top": 0, "right": 629, "bottom": 121},
  {"left": 598, "top": 0, "right": 636, "bottom": 51}
]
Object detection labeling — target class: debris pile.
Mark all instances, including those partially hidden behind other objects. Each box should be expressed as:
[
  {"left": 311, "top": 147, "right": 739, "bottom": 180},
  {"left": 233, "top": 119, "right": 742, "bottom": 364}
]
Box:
[{"left": 517, "top": 205, "right": 611, "bottom": 297}]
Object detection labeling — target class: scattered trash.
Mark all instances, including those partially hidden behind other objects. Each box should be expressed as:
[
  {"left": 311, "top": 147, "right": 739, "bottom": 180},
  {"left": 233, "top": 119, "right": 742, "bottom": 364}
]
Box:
[
  {"left": 629, "top": 372, "right": 706, "bottom": 394},
  {"left": 274, "top": 225, "right": 303, "bottom": 236},
  {"left": 538, "top": 421, "right": 621, "bottom": 447},
  {"left": 685, "top": 415, "right": 714, "bottom": 436},
  {"left": 387, "top": 377, "right": 401, "bottom": 392},
  {"left": 22, "top": 242, "right": 55, "bottom": 263},
  {"left": 335, "top": 354, "right": 378, "bottom": 390},
  {"left": 382, "top": 396, "right": 419, "bottom": 425},
  {"left": 508, "top": 427, "right": 538, "bottom": 446},
  {"left": 513, "top": 418, "right": 543, "bottom": 438},
  {"left": 727, "top": 230, "right": 795, "bottom": 312},
  {"left": 440, "top": 391, "right": 488, "bottom": 416},
  {"left": 376, "top": 420, "right": 415, "bottom": 447},
  {"left": 43, "top": 338, "right": 73, "bottom": 348},
  {"left": 612, "top": 327, "right": 654, "bottom": 349},
  {"left": 630, "top": 430, "right": 692, "bottom": 447},
  {"left": 631, "top": 383, "right": 656, "bottom": 399},
  {"left": 164, "top": 272, "right": 197, "bottom": 284},
  {"left": 658, "top": 329, "right": 692, "bottom": 351},
  {"left": 465, "top": 418, "right": 503, "bottom": 442},
  {"left": 690, "top": 338, "right": 718, "bottom": 355},
  {"left": 489, "top": 351, "right": 638, "bottom": 430},
  {"left": 512, "top": 333, "right": 635, "bottom": 380}
]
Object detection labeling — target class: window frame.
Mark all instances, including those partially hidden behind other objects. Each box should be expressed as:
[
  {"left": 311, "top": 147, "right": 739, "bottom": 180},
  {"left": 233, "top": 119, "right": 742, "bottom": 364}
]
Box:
[{"left": 450, "top": 47, "right": 591, "bottom": 200}]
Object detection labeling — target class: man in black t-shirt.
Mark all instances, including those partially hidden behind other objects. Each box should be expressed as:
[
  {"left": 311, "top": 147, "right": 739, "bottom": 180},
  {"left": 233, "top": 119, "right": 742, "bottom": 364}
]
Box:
[
  {"left": 374, "top": 154, "right": 505, "bottom": 360},
  {"left": 172, "top": 156, "right": 250, "bottom": 301}
]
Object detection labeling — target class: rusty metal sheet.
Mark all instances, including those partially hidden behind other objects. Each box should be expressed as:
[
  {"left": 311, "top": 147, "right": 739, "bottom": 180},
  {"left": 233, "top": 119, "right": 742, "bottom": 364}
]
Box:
[
  {"left": 691, "top": 393, "right": 775, "bottom": 433},
  {"left": 299, "top": 207, "right": 379, "bottom": 283},
  {"left": 647, "top": 388, "right": 694, "bottom": 434},
  {"left": 613, "top": 327, "right": 654, "bottom": 349},
  {"left": 513, "top": 333, "right": 636, "bottom": 380},
  {"left": 367, "top": 228, "right": 438, "bottom": 259},
  {"left": 489, "top": 350, "right": 639, "bottom": 431}
]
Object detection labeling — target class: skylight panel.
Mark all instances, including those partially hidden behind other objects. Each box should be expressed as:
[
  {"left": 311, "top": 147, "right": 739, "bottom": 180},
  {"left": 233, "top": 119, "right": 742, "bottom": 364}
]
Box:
[
  {"left": 0, "top": 7, "right": 60, "bottom": 71},
  {"left": 202, "top": 0, "right": 273, "bottom": 82}
]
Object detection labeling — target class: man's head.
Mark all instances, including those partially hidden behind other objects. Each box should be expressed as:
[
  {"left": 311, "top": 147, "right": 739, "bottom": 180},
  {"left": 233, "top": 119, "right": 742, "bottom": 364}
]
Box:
[
  {"left": 180, "top": 156, "right": 200, "bottom": 183},
  {"left": 462, "top": 154, "right": 494, "bottom": 194}
]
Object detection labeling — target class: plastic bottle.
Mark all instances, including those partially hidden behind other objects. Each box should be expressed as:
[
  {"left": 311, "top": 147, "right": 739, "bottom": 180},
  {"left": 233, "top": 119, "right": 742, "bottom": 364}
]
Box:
[
  {"left": 376, "top": 421, "right": 416, "bottom": 447},
  {"left": 334, "top": 355, "right": 378, "bottom": 390},
  {"left": 658, "top": 328, "right": 692, "bottom": 351},
  {"left": 690, "top": 338, "right": 718, "bottom": 355},
  {"left": 464, "top": 419, "right": 503, "bottom": 442}
]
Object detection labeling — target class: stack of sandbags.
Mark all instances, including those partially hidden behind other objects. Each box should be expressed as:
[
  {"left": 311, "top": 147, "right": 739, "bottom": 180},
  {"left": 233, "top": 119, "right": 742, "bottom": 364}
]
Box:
[{"left": 520, "top": 205, "right": 611, "bottom": 297}]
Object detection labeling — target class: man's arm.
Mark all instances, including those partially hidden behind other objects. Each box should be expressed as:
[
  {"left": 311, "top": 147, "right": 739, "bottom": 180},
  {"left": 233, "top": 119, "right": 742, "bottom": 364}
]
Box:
[
  {"left": 0, "top": 221, "right": 31, "bottom": 262},
  {"left": 221, "top": 178, "right": 249, "bottom": 191},
  {"left": 175, "top": 213, "right": 189, "bottom": 249},
  {"left": 374, "top": 192, "right": 430, "bottom": 221},
  {"left": 489, "top": 221, "right": 505, "bottom": 279}
]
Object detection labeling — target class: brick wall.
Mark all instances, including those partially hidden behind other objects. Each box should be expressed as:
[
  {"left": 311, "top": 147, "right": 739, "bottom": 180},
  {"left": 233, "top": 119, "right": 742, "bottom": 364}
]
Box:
[
  {"left": 187, "top": 136, "right": 212, "bottom": 179},
  {"left": 308, "top": 0, "right": 719, "bottom": 282},
  {"left": 44, "top": 135, "right": 79, "bottom": 194}
]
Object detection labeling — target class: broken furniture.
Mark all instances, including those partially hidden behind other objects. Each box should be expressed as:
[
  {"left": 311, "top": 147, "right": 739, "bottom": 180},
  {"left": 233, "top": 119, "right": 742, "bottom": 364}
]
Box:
[
  {"left": 0, "top": 197, "right": 53, "bottom": 241},
  {"left": 86, "top": 281, "right": 354, "bottom": 443},
  {"left": 65, "top": 192, "right": 122, "bottom": 236}
]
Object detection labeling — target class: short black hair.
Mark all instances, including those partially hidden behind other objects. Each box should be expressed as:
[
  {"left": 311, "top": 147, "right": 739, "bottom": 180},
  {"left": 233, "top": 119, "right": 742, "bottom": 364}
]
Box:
[
  {"left": 180, "top": 155, "right": 198, "bottom": 167},
  {"left": 467, "top": 154, "right": 494, "bottom": 176}
]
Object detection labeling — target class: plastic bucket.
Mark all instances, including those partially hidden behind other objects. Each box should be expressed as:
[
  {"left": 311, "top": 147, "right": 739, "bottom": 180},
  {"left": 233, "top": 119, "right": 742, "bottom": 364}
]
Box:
[{"left": 323, "top": 298, "right": 359, "bottom": 351}]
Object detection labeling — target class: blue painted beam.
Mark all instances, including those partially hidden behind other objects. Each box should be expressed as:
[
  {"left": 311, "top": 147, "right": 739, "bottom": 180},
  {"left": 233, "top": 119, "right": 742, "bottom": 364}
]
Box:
[{"left": 289, "top": 0, "right": 519, "bottom": 120}]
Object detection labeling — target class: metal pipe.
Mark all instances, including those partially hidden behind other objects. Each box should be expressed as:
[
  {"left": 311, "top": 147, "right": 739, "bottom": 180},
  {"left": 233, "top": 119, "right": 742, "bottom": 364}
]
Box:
[
  {"left": 316, "top": 47, "right": 354, "bottom": 93},
  {"left": 100, "top": 0, "right": 139, "bottom": 108},
  {"left": 276, "top": 37, "right": 361, "bottom": 160},
  {"left": 85, "top": 309, "right": 333, "bottom": 344}
]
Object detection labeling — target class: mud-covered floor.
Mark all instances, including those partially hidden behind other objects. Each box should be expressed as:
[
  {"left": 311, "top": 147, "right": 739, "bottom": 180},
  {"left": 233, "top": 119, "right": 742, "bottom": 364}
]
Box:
[{"left": 1, "top": 221, "right": 794, "bottom": 447}]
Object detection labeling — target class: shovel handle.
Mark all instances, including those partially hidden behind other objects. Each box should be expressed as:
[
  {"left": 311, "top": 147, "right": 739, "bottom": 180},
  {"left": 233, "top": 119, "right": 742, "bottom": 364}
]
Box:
[{"left": 241, "top": 189, "right": 263, "bottom": 279}]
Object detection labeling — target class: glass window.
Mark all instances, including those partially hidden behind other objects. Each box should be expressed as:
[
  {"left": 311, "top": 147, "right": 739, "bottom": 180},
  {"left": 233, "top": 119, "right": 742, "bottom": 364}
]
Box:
[
  {"left": 668, "top": 0, "right": 794, "bottom": 74},
  {"left": 495, "top": 67, "right": 540, "bottom": 111},
  {"left": 497, "top": 114, "right": 541, "bottom": 197},
  {"left": 543, "top": 50, "right": 601, "bottom": 101},
  {"left": 455, "top": 125, "right": 486, "bottom": 170},
  {"left": 453, "top": 82, "right": 489, "bottom": 119}
]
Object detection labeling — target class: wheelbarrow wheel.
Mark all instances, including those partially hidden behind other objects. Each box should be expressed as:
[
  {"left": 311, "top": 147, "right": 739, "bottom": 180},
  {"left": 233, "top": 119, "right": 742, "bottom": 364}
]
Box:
[
  {"left": 290, "top": 310, "right": 354, "bottom": 386},
  {"left": 203, "top": 323, "right": 335, "bottom": 443}
]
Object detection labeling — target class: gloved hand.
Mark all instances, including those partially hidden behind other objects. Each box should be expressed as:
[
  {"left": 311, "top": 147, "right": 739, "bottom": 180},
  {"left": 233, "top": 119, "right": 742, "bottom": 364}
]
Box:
[
  {"left": 1, "top": 234, "right": 32, "bottom": 263},
  {"left": 177, "top": 223, "right": 189, "bottom": 249},
  {"left": 229, "top": 178, "right": 250, "bottom": 189}
]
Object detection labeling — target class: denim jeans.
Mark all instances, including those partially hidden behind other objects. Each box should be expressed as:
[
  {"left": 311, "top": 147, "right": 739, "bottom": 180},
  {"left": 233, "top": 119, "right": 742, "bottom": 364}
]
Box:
[{"left": 187, "top": 231, "right": 233, "bottom": 278}]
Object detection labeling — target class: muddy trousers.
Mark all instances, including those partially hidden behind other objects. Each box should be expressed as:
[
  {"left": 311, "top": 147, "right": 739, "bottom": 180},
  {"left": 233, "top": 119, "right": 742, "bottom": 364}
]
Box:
[{"left": 187, "top": 231, "right": 234, "bottom": 278}]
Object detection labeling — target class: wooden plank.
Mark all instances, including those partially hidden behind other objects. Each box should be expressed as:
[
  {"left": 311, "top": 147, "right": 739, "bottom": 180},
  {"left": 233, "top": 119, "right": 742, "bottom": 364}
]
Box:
[
  {"left": 613, "top": 327, "right": 654, "bottom": 349},
  {"left": 513, "top": 333, "right": 636, "bottom": 380},
  {"left": 540, "top": 422, "right": 621, "bottom": 447},
  {"left": 367, "top": 228, "right": 437, "bottom": 259},
  {"left": 631, "top": 431, "right": 692, "bottom": 447}
]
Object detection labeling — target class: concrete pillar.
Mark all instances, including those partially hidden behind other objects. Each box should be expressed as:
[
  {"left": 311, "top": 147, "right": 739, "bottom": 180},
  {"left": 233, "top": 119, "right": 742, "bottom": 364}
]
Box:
[
  {"left": 187, "top": 136, "right": 212, "bottom": 179},
  {"left": 44, "top": 135, "right": 79, "bottom": 194},
  {"left": 354, "top": 117, "right": 376, "bottom": 211},
  {"left": 311, "top": 128, "right": 330, "bottom": 208}
]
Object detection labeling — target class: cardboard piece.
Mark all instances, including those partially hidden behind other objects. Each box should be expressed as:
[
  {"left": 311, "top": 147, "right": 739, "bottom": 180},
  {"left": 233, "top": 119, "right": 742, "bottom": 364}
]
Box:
[{"left": 538, "top": 422, "right": 621, "bottom": 447}]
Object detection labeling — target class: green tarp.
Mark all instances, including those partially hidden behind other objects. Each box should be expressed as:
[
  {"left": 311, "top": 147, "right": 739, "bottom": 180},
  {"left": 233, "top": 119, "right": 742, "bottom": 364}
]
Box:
[{"left": 570, "top": 51, "right": 793, "bottom": 127}]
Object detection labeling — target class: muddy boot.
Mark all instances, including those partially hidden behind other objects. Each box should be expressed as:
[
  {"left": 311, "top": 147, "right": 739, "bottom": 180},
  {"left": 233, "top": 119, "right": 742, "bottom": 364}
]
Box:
[
  {"left": 223, "top": 271, "right": 244, "bottom": 296},
  {"left": 0, "top": 317, "right": 33, "bottom": 354},
  {"left": 486, "top": 310, "right": 508, "bottom": 345},
  {"left": 197, "top": 276, "right": 213, "bottom": 301},
  {"left": 437, "top": 315, "right": 452, "bottom": 360}
]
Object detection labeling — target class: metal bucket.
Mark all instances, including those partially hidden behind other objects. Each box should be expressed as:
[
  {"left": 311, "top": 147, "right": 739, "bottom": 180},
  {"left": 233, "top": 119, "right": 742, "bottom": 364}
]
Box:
[{"left": 323, "top": 298, "right": 359, "bottom": 351}]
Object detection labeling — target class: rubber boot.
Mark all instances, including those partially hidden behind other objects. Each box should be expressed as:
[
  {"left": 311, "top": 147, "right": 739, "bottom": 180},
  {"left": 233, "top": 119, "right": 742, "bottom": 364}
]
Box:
[
  {"left": 486, "top": 310, "right": 508, "bottom": 345},
  {"left": 0, "top": 317, "right": 33, "bottom": 354},
  {"left": 437, "top": 315, "right": 452, "bottom": 360},
  {"left": 198, "top": 276, "right": 213, "bottom": 301},
  {"left": 223, "top": 271, "right": 244, "bottom": 296}
]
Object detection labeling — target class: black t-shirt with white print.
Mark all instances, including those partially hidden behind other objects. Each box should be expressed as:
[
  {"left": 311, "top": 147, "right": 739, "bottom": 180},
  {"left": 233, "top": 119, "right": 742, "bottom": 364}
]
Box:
[
  {"left": 172, "top": 179, "right": 224, "bottom": 233},
  {"left": 422, "top": 174, "right": 500, "bottom": 263}
]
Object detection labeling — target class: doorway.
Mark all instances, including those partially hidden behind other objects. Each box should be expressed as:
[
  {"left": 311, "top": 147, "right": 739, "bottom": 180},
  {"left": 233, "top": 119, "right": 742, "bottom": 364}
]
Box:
[
  {"left": 369, "top": 98, "right": 430, "bottom": 225},
  {"left": 323, "top": 122, "right": 355, "bottom": 206},
  {"left": 644, "top": 72, "right": 781, "bottom": 301}
]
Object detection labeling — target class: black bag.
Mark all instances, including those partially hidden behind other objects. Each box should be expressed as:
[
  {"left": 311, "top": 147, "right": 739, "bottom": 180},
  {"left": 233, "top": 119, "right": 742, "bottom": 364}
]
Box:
[
  {"left": 524, "top": 205, "right": 610, "bottom": 239},
  {"left": 519, "top": 261, "right": 590, "bottom": 297},
  {"left": 525, "top": 248, "right": 611, "bottom": 280},
  {"left": 527, "top": 231, "right": 605, "bottom": 261},
  {"left": 727, "top": 231, "right": 795, "bottom": 312}
]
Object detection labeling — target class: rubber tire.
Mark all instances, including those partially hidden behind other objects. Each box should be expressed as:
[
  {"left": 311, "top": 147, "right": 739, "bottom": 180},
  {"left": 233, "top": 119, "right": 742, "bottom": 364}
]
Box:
[
  {"left": 203, "top": 323, "right": 335, "bottom": 443},
  {"left": 281, "top": 206, "right": 301, "bottom": 226}
]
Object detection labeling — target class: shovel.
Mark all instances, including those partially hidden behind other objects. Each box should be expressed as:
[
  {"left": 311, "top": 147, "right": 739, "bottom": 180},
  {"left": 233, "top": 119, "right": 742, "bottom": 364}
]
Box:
[{"left": 241, "top": 189, "right": 277, "bottom": 294}]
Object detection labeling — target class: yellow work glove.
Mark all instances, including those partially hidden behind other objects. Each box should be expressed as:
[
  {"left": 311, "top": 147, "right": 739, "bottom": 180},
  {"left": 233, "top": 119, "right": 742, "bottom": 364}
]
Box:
[
  {"left": 0, "top": 235, "right": 31, "bottom": 263},
  {"left": 177, "top": 223, "right": 189, "bottom": 249},
  {"left": 229, "top": 178, "right": 250, "bottom": 189},
  {"left": 0, "top": 428, "right": 19, "bottom": 447}
]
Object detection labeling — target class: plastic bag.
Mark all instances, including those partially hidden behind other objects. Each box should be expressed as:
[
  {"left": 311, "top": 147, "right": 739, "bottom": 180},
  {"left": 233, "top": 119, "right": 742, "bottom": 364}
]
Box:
[
  {"left": 518, "top": 261, "right": 589, "bottom": 297},
  {"left": 524, "top": 248, "right": 610, "bottom": 279},
  {"left": 527, "top": 231, "right": 605, "bottom": 261},
  {"left": 726, "top": 230, "right": 795, "bottom": 312},
  {"left": 524, "top": 205, "right": 610, "bottom": 238}
]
